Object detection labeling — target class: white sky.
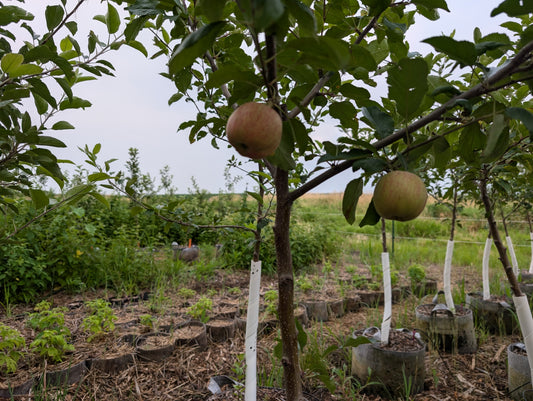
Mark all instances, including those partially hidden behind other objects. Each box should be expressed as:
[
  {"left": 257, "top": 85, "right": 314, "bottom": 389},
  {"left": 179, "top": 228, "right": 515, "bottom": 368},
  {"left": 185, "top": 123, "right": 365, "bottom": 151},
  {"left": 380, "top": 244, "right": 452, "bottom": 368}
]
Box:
[{"left": 14, "top": 0, "right": 511, "bottom": 194}]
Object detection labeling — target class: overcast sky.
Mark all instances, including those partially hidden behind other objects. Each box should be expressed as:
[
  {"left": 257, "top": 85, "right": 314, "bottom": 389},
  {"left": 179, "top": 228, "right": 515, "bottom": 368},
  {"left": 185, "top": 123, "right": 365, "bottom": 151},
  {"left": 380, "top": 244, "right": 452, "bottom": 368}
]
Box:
[{"left": 17, "top": 1, "right": 511, "bottom": 194}]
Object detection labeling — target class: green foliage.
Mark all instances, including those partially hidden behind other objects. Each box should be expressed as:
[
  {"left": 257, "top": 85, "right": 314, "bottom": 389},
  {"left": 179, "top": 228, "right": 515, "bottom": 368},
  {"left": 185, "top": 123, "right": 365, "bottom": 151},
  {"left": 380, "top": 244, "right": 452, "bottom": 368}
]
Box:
[
  {"left": 81, "top": 299, "right": 117, "bottom": 342},
  {"left": 186, "top": 296, "right": 213, "bottom": 323},
  {"left": 177, "top": 287, "right": 197, "bottom": 299},
  {"left": 0, "top": 323, "right": 26, "bottom": 374},
  {"left": 27, "top": 301, "right": 74, "bottom": 363},
  {"left": 264, "top": 289, "right": 278, "bottom": 316},
  {"left": 408, "top": 264, "right": 426, "bottom": 285}
]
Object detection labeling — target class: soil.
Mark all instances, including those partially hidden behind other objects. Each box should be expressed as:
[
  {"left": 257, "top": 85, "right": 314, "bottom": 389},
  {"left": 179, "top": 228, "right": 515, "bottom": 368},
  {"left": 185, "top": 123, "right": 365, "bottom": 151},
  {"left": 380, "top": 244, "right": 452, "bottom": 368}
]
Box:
[{"left": 0, "top": 261, "right": 521, "bottom": 400}]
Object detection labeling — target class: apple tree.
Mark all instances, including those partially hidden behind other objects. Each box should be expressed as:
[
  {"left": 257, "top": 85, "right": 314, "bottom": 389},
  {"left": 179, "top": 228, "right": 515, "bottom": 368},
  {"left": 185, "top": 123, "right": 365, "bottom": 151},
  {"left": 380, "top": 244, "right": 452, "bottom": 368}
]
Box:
[{"left": 109, "top": 0, "right": 533, "bottom": 399}]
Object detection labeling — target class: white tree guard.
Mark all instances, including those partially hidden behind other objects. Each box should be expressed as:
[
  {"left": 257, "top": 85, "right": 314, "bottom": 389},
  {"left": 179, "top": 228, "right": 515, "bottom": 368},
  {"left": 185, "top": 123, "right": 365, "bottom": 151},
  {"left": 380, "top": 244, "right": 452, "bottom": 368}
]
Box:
[
  {"left": 513, "top": 295, "right": 533, "bottom": 384},
  {"left": 529, "top": 232, "right": 533, "bottom": 274},
  {"left": 245, "top": 260, "right": 262, "bottom": 401},
  {"left": 444, "top": 240, "right": 455, "bottom": 311},
  {"left": 507, "top": 236, "right": 519, "bottom": 277},
  {"left": 380, "top": 252, "right": 391, "bottom": 345},
  {"left": 482, "top": 237, "right": 493, "bottom": 300}
]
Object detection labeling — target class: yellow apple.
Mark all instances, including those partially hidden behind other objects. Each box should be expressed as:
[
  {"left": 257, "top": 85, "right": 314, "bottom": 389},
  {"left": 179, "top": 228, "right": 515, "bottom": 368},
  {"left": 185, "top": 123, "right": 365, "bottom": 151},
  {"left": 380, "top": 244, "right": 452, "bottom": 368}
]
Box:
[{"left": 373, "top": 171, "right": 428, "bottom": 222}]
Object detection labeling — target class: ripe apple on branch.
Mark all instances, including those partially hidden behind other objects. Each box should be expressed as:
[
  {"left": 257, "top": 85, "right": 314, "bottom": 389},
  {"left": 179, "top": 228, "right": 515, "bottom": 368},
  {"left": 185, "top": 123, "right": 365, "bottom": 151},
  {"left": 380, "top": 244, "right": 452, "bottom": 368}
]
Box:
[{"left": 226, "top": 102, "right": 282, "bottom": 159}]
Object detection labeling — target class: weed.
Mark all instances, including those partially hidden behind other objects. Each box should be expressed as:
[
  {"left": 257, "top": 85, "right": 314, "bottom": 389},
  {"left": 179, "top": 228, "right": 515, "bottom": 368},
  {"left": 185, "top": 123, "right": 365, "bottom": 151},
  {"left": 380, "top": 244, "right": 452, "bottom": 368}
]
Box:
[
  {"left": 264, "top": 290, "right": 278, "bottom": 317},
  {"left": 0, "top": 323, "right": 26, "bottom": 374},
  {"left": 177, "top": 287, "right": 197, "bottom": 299},
  {"left": 81, "top": 299, "right": 117, "bottom": 342},
  {"left": 27, "top": 301, "right": 74, "bottom": 363},
  {"left": 186, "top": 296, "right": 213, "bottom": 323}
]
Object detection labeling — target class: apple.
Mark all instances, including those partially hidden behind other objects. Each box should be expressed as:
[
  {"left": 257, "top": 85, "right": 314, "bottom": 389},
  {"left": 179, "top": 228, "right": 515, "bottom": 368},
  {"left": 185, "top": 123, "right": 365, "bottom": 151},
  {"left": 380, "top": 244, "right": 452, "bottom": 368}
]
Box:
[
  {"left": 372, "top": 171, "right": 428, "bottom": 222},
  {"left": 226, "top": 102, "right": 282, "bottom": 159}
]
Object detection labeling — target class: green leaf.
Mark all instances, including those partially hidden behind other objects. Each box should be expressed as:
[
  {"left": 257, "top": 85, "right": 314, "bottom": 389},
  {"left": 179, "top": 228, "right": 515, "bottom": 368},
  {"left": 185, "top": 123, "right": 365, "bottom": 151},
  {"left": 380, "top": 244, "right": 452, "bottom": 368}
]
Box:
[
  {"left": 286, "top": 37, "right": 352, "bottom": 70},
  {"left": 422, "top": 36, "right": 477, "bottom": 66},
  {"left": 351, "top": 158, "right": 388, "bottom": 174},
  {"left": 240, "top": 0, "right": 285, "bottom": 31},
  {"left": 491, "top": 0, "right": 533, "bottom": 17},
  {"left": 267, "top": 122, "right": 296, "bottom": 170},
  {"left": 361, "top": 0, "right": 391, "bottom": 16},
  {"left": 505, "top": 107, "right": 533, "bottom": 137},
  {"left": 1, "top": 53, "right": 23, "bottom": 74},
  {"left": 196, "top": 0, "right": 227, "bottom": 22},
  {"left": 88, "top": 172, "right": 111, "bottom": 182},
  {"left": 412, "top": 0, "right": 449, "bottom": 11},
  {"left": 329, "top": 101, "right": 358, "bottom": 129},
  {"left": 51, "top": 121, "right": 75, "bottom": 130},
  {"left": 344, "top": 335, "right": 372, "bottom": 348},
  {"left": 285, "top": 0, "right": 316, "bottom": 37},
  {"left": 29, "top": 189, "right": 49, "bottom": 209},
  {"left": 28, "top": 78, "right": 57, "bottom": 108},
  {"left": 9, "top": 63, "right": 43, "bottom": 78},
  {"left": 106, "top": 3, "right": 120, "bottom": 34},
  {"left": 343, "top": 178, "right": 364, "bottom": 225},
  {"left": 45, "top": 5, "right": 64, "bottom": 31},
  {"left": 54, "top": 78, "right": 73, "bottom": 103},
  {"left": 458, "top": 123, "right": 485, "bottom": 163},
  {"left": 127, "top": 40, "right": 148, "bottom": 57},
  {"left": 431, "top": 136, "right": 451, "bottom": 170},
  {"left": 0, "top": 6, "right": 34, "bottom": 26},
  {"left": 169, "top": 21, "right": 226, "bottom": 75},
  {"left": 89, "top": 192, "right": 110, "bottom": 209},
  {"left": 246, "top": 191, "right": 264, "bottom": 206},
  {"left": 65, "top": 184, "right": 93, "bottom": 204},
  {"left": 387, "top": 57, "right": 428, "bottom": 120},
  {"left": 38, "top": 136, "right": 67, "bottom": 147},
  {"left": 359, "top": 199, "right": 381, "bottom": 227},
  {"left": 481, "top": 114, "right": 508, "bottom": 162},
  {"left": 362, "top": 106, "right": 394, "bottom": 139},
  {"left": 59, "top": 97, "right": 92, "bottom": 110}
]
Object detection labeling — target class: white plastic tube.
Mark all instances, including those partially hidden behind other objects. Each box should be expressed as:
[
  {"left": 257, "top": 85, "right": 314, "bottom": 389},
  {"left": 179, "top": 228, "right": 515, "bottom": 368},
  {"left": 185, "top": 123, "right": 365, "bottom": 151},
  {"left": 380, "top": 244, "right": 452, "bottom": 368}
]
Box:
[
  {"left": 529, "top": 232, "right": 533, "bottom": 274},
  {"left": 245, "top": 260, "right": 262, "bottom": 401},
  {"left": 380, "top": 252, "right": 391, "bottom": 345},
  {"left": 513, "top": 294, "right": 533, "bottom": 383},
  {"left": 507, "top": 236, "right": 519, "bottom": 277},
  {"left": 482, "top": 237, "right": 493, "bottom": 300},
  {"left": 444, "top": 240, "right": 455, "bottom": 311}
]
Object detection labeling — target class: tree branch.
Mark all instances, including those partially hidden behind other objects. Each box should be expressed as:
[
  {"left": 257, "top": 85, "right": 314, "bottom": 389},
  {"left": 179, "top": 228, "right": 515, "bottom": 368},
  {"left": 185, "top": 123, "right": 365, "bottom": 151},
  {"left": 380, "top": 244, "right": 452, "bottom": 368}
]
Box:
[{"left": 288, "top": 39, "right": 533, "bottom": 202}]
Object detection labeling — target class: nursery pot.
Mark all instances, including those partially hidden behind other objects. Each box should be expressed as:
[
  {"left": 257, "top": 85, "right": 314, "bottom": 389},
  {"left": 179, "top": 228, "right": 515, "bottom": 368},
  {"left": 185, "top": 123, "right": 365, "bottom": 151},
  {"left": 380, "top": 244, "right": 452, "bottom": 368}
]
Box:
[
  {"left": 466, "top": 292, "right": 518, "bottom": 335},
  {"left": 351, "top": 329, "right": 426, "bottom": 398},
  {"left": 415, "top": 303, "right": 477, "bottom": 354},
  {"left": 508, "top": 343, "right": 532, "bottom": 400}
]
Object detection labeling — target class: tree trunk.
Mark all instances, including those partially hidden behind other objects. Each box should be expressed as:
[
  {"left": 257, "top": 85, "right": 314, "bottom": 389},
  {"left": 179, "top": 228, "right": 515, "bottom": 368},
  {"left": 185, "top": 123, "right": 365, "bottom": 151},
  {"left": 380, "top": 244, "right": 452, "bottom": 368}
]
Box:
[
  {"left": 479, "top": 172, "right": 522, "bottom": 296},
  {"left": 273, "top": 167, "right": 303, "bottom": 401}
]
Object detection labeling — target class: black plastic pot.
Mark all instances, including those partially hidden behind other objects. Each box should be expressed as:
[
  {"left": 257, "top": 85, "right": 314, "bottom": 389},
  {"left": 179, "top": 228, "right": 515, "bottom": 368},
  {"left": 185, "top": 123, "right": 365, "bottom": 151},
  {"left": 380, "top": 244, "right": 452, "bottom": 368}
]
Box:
[
  {"left": 508, "top": 343, "right": 532, "bottom": 400},
  {"left": 351, "top": 329, "right": 426, "bottom": 398},
  {"left": 466, "top": 292, "right": 518, "bottom": 335},
  {"left": 415, "top": 303, "right": 477, "bottom": 354}
]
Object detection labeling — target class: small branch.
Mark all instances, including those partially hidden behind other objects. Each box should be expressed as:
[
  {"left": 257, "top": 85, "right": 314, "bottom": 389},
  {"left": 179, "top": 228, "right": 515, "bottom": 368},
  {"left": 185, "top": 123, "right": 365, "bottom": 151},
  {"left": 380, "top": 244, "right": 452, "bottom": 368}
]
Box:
[{"left": 41, "top": 0, "right": 87, "bottom": 45}]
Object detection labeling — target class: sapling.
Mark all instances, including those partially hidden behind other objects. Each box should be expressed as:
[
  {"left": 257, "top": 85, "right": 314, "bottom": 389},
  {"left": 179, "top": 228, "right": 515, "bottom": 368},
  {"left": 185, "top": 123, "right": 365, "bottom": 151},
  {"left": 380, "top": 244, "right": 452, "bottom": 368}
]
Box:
[{"left": 479, "top": 170, "right": 533, "bottom": 384}]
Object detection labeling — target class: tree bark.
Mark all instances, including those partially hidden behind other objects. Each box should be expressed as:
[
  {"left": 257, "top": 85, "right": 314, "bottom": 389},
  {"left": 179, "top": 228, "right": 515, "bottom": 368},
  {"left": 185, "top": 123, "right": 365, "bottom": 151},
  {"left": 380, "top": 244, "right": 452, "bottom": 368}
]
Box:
[
  {"left": 479, "top": 171, "right": 522, "bottom": 296},
  {"left": 273, "top": 167, "right": 303, "bottom": 401}
]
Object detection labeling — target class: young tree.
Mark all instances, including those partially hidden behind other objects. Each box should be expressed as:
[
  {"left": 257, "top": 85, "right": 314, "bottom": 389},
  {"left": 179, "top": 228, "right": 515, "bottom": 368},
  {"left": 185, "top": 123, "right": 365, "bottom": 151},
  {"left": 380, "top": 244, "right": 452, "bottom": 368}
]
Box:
[{"left": 114, "top": 1, "right": 533, "bottom": 399}]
